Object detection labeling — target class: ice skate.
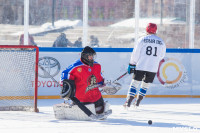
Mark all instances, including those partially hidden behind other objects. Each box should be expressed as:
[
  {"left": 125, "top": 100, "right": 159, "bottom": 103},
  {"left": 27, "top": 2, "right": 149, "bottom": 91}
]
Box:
[
  {"left": 133, "top": 101, "right": 139, "bottom": 109},
  {"left": 132, "top": 95, "right": 144, "bottom": 111},
  {"left": 123, "top": 101, "right": 130, "bottom": 110},
  {"left": 123, "top": 96, "right": 134, "bottom": 110}
]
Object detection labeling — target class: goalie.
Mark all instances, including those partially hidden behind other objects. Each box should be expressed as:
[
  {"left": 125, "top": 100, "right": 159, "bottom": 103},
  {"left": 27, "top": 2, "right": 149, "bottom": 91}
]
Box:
[{"left": 56, "top": 46, "right": 111, "bottom": 120}]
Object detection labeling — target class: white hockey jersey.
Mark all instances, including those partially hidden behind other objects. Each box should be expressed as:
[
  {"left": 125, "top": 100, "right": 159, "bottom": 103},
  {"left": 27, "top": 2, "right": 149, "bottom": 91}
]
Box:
[{"left": 130, "top": 34, "right": 166, "bottom": 73}]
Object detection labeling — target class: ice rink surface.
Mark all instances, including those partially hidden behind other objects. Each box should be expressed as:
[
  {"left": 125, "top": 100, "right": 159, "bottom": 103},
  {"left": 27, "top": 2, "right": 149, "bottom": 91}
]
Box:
[{"left": 0, "top": 98, "right": 200, "bottom": 133}]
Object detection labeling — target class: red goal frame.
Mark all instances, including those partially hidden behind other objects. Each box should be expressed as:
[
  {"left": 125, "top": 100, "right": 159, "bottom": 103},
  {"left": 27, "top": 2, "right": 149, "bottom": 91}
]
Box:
[{"left": 0, "top": 45, "right": 39, "bottom": 112}]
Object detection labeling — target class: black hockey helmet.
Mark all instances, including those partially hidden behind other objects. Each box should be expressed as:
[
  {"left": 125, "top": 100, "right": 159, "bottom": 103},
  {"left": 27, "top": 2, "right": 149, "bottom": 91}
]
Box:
[{"left": 81, "top": 46, "right": 96, "bottom": 66}]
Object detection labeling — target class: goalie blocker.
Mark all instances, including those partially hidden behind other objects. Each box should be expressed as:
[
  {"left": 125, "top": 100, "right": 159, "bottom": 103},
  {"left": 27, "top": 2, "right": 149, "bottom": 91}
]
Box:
[{"left": 60, "top": 79, "right": 76, "bottom": 99}]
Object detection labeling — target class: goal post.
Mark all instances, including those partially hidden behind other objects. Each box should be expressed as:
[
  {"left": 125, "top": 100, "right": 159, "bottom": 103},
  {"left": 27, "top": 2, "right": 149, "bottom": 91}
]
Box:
[{"left": 0, "top": 45, "right": 39, "bottom": 112}]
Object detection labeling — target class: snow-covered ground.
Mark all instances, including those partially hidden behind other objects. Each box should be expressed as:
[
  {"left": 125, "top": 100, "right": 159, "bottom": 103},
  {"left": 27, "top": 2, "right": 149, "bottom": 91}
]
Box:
[{"left": 0, "top": 98, "right": 200, "bottom": 133}]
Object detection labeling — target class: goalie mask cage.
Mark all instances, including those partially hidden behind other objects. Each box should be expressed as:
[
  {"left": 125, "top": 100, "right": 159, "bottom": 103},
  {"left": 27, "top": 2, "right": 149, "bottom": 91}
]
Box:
[{"left": 0, "top": 45, "right": 39, "bottom": 112}]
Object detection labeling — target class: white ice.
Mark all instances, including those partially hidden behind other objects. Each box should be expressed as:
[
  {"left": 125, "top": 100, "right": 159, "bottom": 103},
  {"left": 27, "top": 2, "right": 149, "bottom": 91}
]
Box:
[{"left": 0, "top": 98, "right": 200, "bottom": 133}]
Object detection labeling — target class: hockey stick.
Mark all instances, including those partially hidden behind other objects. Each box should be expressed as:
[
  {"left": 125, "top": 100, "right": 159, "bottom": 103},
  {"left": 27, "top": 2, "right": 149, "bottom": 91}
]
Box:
[
  {"left": 86, "top": 72, "right": 128, "bottom": 94},
  {"left": 38, "top": 65, "right": 94, "bottom": 117},
  {"left": 113, "top": 72, "right": 128, "bottom": 83}
]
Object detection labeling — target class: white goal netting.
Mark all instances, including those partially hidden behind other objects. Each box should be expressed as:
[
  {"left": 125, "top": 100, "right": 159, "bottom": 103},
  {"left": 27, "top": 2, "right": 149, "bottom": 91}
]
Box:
[{"left": 0, "top": 46, "right": 39, "bottom": 112}]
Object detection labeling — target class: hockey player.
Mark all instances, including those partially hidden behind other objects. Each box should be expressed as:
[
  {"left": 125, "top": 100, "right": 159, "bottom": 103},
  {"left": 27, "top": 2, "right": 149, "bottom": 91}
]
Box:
[
  {"left": 60, "top": 46, "right": 106, "bottom": 115},
  {"left": 124, "top": 23, "right": 166, "bottom": 108}
]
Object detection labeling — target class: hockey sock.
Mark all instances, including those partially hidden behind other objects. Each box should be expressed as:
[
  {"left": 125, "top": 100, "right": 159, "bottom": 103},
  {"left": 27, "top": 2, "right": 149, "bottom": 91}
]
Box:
[
  {"left": 126, "top": 80, "right": 140, "bottom": 106},
  {"left": 138, "top": 81, "right": 150, "bottom": 97},
  {"left": 136, "top": 81, "right": 150, "bottom": 106}
]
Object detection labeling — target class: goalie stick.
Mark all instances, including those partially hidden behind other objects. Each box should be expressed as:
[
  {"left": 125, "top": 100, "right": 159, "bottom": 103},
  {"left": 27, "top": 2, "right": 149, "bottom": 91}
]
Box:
[
  {"left": 38, "top": 65, "right": 96, "bottom": 118},
  {"left": 86, "top": 72, "right": 128, "bottom": 94}
]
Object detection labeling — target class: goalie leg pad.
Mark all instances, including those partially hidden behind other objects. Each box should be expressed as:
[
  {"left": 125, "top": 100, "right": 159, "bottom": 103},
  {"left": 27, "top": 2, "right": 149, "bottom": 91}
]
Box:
[
  {"left": 94, "top": 97, "right": 104, "bottom": 114},
  {"left": 97, "top": 101, "right": 112, "bottom": 120},
  {"left": 53, "top": 101, "right": 112, "bottom": 121},
  {"left": 53, "top": 103, "right": 96, "bottom": 121},
  {"left": 104, "top": 101, "right": 111, "bottom": 112}
]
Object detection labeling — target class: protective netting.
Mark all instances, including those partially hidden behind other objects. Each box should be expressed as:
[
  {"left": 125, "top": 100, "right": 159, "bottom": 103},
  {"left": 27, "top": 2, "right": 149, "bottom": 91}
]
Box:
[{"left": 0, "top": 47, "right": 38, "bottom": 111}]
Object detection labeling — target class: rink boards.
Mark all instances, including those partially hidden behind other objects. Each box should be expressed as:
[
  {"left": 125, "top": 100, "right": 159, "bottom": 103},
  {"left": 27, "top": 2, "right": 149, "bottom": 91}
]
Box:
[{"left": 37, "top": 48, "right": 200, "bottom": 99}]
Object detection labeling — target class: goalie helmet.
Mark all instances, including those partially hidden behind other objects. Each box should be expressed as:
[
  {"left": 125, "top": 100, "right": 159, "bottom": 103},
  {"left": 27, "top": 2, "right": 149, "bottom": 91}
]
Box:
[
  {"left": 146, "top": 23, "right": 157, "bottom": 34},
  {"left": 81, "top": 46, "right": 96, "bottom": 67}
]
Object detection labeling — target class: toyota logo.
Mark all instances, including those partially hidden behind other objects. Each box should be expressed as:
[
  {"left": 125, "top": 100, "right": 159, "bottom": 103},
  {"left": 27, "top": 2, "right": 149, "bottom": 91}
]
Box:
[{"left": 38, "top": 56, "right": 61, "bottom": 78}]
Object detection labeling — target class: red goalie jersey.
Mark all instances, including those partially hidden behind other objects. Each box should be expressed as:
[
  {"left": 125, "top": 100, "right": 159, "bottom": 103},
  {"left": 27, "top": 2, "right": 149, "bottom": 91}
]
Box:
[{"left": 61, "top": 59, "right": 104, "bottom": 103}]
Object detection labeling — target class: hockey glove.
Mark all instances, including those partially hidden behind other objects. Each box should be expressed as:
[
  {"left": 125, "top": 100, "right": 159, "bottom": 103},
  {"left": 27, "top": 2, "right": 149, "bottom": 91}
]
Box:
[{"left": 127, "top": 64, "right": 136, "bottom": 74}]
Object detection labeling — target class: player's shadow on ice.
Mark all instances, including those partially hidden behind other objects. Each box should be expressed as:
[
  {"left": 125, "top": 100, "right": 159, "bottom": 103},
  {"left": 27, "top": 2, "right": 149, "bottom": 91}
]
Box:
[{"left": 100, "top": 118, "right": 192, "bottom": 128}]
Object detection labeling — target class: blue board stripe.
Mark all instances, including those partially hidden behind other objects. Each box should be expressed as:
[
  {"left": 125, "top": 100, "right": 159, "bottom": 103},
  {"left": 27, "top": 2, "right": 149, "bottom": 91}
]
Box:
[{"left": 39, "top": 47, "right": 200, "bottom": 53}]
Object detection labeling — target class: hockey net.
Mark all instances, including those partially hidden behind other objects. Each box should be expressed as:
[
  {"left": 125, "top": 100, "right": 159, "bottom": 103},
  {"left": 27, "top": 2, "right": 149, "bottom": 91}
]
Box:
[{"left": 0, "top": 45, "right": 39, "bottom": 112}]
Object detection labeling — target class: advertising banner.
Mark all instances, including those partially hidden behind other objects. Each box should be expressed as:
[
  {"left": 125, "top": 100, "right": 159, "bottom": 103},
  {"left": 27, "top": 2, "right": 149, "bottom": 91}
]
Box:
[{"left": 38, "top": 48, "right": 200, "bottom": 98}]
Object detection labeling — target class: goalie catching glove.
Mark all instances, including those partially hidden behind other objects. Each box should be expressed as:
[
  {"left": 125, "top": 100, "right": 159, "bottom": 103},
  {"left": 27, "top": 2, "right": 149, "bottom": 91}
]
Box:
[
  {"left": 60, "top": 79, "right": 76, "bottom": 99},
  {"left": 101, "top": 82, "right": 122, "bottom": 95}
]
